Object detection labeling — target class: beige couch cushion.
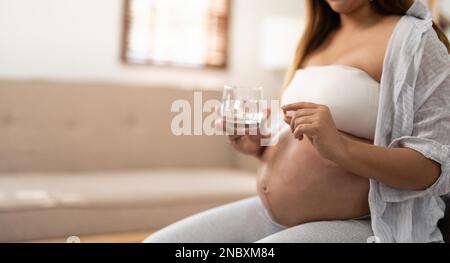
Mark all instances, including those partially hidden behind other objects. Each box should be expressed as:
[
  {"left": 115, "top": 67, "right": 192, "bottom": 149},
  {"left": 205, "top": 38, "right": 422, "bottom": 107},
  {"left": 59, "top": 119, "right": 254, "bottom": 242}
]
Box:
[{"left": 0, "top": 169, "right": 256, "bottom": 242}]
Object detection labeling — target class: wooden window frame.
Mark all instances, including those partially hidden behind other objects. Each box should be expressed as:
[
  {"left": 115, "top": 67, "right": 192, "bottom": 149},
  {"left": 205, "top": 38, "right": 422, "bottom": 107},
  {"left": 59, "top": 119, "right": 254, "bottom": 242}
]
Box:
[{"left": 120, "top": 0, "right": 230, "bottom": 69}]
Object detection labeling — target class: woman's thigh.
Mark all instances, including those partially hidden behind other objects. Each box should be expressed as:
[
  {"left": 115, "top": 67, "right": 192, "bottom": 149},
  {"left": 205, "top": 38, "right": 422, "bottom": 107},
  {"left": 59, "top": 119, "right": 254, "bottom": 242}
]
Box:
[
  {"left": 143, "top": 196, "right": 286, "bottom": 243},
  {"left": 256, "top": 219, "right": 373, "bottom": 243}
]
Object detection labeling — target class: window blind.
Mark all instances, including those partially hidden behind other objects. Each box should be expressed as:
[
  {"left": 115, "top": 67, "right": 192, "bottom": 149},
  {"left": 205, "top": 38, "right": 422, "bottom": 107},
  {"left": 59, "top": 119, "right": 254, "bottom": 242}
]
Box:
[{"left": 122, "top": 0, "right": 229, "bottom": 68}]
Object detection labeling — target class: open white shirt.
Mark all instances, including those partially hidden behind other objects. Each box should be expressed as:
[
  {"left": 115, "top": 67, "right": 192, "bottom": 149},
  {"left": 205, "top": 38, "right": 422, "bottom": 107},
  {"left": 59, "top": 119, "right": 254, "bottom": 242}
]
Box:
[{"left": 370, "top": 1, "right": 450, "bottom": 242}]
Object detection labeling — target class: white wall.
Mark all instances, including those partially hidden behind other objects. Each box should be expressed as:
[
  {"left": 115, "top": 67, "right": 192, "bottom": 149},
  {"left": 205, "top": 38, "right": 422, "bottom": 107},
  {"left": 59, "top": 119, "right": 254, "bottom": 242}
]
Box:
[{"left": 0, "top": 0, "right": 304, "bottom": 98}]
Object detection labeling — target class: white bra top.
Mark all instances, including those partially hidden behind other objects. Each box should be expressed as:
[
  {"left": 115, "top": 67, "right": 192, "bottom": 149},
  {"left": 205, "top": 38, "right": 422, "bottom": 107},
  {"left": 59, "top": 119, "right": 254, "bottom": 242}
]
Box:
[{"left": 281, "top": 65, "right": 380, "bottom": 140}]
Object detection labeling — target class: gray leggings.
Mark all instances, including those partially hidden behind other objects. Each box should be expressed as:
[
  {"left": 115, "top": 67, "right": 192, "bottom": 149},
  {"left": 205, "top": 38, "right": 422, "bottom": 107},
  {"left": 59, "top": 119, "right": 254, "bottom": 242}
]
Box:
[{"left": 143, "top": 196, "right": 373, "bottom": 243}]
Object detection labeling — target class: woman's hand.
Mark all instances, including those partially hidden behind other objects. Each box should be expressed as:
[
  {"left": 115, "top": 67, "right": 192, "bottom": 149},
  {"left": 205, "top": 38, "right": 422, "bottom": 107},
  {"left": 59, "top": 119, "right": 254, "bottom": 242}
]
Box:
[
  {"left": 282, "top": 102, "right": 348, "bottom": 161},
  {"left": 214, "top": 107, "right": 271, "bottom": 158}
]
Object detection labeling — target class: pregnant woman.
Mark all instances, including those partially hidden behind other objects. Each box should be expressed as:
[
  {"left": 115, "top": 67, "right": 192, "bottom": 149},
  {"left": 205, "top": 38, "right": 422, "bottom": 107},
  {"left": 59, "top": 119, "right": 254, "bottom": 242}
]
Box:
[{"left": 145, "top": 0, "right": 450, "bottom": 243}]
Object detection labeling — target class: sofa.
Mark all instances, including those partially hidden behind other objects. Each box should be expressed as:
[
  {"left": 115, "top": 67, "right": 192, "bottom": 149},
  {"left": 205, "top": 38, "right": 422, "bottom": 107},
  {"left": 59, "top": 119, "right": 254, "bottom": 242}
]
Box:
[{"left": 0, "top": 80, "right": 258, "bottom": 242}]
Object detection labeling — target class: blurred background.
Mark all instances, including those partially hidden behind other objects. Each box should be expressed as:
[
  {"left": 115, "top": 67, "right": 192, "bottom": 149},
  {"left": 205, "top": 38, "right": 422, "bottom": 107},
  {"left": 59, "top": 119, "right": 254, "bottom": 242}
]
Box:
[
  {"left": 0, "top": 0, "right": 304, "bottom": 243},
  {"left": 0, "top": 0, "right": 448, "bottom": 243},
  {"left": 0, "top": 0, "right": 307, "bottom": 98}
]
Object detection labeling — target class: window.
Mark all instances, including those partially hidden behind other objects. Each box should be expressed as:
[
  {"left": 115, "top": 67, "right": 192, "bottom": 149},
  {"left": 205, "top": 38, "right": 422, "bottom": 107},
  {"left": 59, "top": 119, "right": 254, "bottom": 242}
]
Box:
[{"left": 122, "top": 0, "right": 229, "bottom": 68}]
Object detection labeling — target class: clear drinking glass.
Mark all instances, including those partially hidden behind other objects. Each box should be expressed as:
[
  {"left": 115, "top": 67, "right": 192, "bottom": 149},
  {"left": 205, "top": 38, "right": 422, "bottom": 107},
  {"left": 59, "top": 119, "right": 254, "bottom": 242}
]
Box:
[{"left": 220, "top": 85, "right": 264, "bottom": 130}]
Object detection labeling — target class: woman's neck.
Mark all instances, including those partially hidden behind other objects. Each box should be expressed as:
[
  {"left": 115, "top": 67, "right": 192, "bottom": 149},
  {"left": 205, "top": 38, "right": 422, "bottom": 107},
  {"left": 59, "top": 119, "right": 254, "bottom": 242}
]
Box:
[{"left": 339, "top": 3, "right": 383, "bottom": 31}]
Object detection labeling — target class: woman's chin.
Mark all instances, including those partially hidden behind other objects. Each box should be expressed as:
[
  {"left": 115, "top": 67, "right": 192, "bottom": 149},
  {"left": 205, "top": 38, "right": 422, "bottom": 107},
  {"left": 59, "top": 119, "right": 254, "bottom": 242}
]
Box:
[{"left": 326, "top": 0, "right": 367, "bottom": 14}]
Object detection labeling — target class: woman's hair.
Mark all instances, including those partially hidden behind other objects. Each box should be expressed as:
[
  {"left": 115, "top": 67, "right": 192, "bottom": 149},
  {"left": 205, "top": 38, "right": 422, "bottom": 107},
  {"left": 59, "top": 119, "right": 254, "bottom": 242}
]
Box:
[{"left": 283, "top": 0, "right": 450, "bottom": 88}]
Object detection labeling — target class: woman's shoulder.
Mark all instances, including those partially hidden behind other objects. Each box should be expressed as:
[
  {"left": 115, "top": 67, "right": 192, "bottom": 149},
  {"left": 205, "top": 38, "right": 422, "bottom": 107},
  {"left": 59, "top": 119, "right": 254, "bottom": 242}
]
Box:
[
  {"left": 375, "top": 15, "right": 402, "bottom": 43},
  {"left": 401, "top": 16, "right": 449, "bottom": 64},
  {"left": 380, "top": 15, "right": 402, "bottom": 26},
  {"left": 387, "top": 13, "right": 438, "bottom": 57},
  {"left": 418, "top": 29, "right": 450, "bottom": 76}
]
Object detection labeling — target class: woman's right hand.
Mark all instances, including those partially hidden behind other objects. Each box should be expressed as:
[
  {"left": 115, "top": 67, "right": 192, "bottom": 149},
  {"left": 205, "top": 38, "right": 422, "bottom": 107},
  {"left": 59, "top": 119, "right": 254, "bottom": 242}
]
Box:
[{"left": 214, "top": 107, "right": 271, "bottom": 158}]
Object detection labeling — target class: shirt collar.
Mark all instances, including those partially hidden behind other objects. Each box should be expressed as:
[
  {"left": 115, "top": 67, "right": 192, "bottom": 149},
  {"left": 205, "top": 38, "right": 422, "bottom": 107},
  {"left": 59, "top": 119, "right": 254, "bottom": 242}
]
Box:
[{"left": 406, "top": 0, "right": 433, "bottom": 22}]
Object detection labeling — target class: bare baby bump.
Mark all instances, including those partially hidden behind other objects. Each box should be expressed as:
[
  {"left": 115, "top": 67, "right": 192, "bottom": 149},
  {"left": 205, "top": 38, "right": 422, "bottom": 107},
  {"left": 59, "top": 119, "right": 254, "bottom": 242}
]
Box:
[{"left": 257, "top": 132, "right": 370, "bottom": 227}]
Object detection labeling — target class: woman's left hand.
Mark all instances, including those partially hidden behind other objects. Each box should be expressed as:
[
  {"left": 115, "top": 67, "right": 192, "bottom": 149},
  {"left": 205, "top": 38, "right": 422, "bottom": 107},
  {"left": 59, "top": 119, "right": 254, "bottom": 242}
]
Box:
[{"left": 281, "top": 102, "right": 348, "bottom": 161}]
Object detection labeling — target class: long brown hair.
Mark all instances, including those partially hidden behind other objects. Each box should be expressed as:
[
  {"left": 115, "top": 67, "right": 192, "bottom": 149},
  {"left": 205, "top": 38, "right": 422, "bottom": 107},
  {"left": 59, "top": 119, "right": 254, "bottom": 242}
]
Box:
[{"left": 283, "top": 0, "right": 450, "bottom": 88}]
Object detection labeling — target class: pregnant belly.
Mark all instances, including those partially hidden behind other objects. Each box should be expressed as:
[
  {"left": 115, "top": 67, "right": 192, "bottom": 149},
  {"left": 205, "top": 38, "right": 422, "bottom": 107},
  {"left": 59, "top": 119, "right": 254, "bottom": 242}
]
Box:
[{"left": 257, "top": 131, "right": 370, "bottom": 227}]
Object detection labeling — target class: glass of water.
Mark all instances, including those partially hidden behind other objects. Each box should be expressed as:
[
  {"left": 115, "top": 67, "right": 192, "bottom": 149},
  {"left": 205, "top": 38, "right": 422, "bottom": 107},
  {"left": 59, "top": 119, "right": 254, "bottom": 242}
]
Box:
[{"left": 220, "top": 85, "right": 264, "bottom": 132}]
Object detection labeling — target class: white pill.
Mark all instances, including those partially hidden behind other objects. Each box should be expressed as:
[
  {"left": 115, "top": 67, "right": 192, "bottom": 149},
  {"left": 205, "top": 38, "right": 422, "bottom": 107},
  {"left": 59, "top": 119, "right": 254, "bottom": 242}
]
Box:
[{"left": 286, "top": 110, "right": 296, "bottom": 117}]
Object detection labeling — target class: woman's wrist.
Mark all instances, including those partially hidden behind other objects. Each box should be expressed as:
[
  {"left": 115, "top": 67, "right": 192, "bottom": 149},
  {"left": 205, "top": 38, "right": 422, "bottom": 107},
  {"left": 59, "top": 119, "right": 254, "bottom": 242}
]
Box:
[{"left": 332, "top": 135, "right": 353, "bottom": 166}]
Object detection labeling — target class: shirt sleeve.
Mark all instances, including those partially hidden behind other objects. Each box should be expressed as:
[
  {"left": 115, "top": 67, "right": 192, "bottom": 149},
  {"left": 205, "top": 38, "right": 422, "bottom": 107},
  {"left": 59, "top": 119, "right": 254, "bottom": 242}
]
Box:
[{"left": 380, "top": 29, "right": 450, "bottom": 202}]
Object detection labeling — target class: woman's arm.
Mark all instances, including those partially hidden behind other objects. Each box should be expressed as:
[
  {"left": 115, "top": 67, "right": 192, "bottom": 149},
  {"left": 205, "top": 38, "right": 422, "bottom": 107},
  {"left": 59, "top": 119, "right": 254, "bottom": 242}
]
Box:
[
  {"left": 282, "top": 101, "right": 445, "bottom": 191},
  {"left": 335, "top": 136, "right": 440, "bottom": 190}
]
